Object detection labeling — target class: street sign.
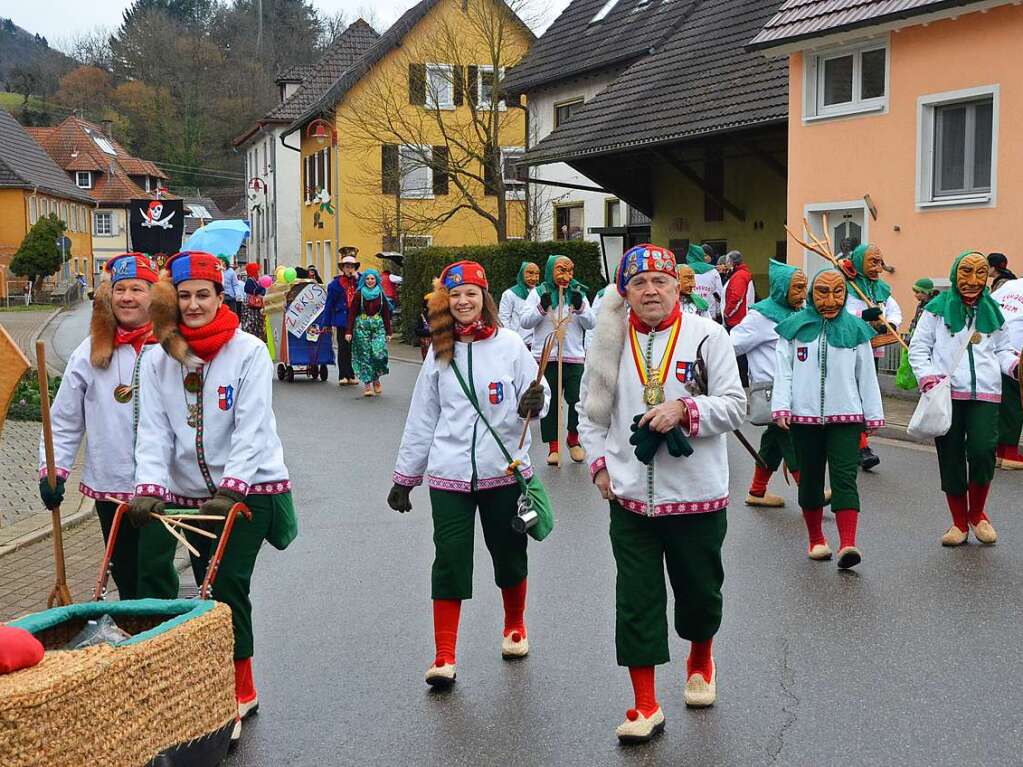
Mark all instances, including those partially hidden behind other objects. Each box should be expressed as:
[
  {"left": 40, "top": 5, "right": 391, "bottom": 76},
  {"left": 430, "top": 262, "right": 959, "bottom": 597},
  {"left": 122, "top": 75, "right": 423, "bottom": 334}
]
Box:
[{"left": 55, "top": 236, "right": 72, "bottom": 256}]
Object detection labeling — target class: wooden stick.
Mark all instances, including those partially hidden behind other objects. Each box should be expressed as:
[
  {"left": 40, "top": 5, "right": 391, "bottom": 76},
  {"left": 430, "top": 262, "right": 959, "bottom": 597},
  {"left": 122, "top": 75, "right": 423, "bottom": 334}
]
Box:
[
  {"left": 38, "top": 341, "right": 72, "bottom": 608},
  {"left": 159, "top": 516, "right": 201, "bottom": 558},
  {"left": 163, "top": 514, "right": 227, "bottom": 522},
  {"left": 160, "top": 515, "right": 218, "bottom": 540},
  {"left": 556, "top": 286, "right": 565, "bottom": 468},
  {"left": 517, "top": 333, "right": 557, "bottom": 449}
]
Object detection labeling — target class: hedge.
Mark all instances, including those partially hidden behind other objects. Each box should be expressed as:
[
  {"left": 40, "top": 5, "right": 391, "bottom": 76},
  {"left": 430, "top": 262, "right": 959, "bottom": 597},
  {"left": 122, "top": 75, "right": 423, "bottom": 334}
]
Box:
[
  {"left": 399, "top": 240, "right": 606, "bottom": 341},
  {"left": 8, "top": 370, "right": 61, "bottom": 422}
]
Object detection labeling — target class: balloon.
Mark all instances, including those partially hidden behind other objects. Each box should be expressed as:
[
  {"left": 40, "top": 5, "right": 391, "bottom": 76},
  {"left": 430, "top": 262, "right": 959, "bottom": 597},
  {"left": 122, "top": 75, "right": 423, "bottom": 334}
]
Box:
[
  {"left": 284, "top": 267, "right": 297, "bottom": 284},
  {"left": 258, "top": 275, "right": 272, "bottom": 288},
  {"left": 274, "top": 266, "right": 286, "bottom": 283}
]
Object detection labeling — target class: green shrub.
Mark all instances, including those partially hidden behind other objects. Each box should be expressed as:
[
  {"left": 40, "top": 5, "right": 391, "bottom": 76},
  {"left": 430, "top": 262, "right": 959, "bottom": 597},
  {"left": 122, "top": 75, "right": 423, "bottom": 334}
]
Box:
[
  {"left": 8, "top": 370, "right": 61, "bottom": 422},
  {"left": 399, "top": 240, "right": 606, "bottom": 341}
]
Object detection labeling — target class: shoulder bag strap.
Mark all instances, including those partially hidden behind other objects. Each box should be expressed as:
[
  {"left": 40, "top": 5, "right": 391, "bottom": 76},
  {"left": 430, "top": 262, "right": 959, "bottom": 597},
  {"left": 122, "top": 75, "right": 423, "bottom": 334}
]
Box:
[{"left": 947, "top": 320, "right": 976, "bottom": 378}]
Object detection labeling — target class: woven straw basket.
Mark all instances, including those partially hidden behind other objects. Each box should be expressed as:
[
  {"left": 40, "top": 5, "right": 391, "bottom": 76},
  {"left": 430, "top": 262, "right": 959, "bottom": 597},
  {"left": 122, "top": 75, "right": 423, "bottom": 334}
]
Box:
[{"left": 0, "top": 599, "right": 235, "bottom": 767}]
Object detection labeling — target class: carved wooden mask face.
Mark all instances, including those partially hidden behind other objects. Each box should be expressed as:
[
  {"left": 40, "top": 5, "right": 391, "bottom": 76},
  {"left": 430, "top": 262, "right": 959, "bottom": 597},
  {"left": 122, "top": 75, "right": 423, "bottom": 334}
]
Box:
[
  {"left": 863, "top": 246, "right": 884, "bottom": 280},
  {"left": 677, "top": 264, "right": 696, "bottom": 296},
  {"left": 787, "top": 271, "right": 808, "bottom": 309},
  {"left": 553, "top": 258, "right": 574, "bottom": 288},
  {"left": 813, "top": 272, "right": 847, "bottom": 320},
  {"left": 956, "top": 253, "right": 989, "bottom": 301},
  {"left": 523, "top": 263, "right": 541, "bottom": 288}
]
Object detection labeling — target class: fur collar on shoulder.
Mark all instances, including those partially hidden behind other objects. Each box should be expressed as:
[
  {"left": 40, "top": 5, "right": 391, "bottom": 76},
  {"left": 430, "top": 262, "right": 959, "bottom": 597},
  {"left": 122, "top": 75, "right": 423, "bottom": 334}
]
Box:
[
  {"left": 582, "top": 290, "right": 627, "bottom": 427},
  {"left": 150, "top": 274, "right": 192, "bottom": 364},
  {"left": 89, "top": 278, "right": 116, "bottom": 369}
]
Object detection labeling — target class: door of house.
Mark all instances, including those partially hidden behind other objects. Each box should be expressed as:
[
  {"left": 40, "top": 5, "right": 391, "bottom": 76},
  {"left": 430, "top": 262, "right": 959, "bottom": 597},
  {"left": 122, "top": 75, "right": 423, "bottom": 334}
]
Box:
[{"left": 805, "top": 205, "right": 866, "bottom": 277}]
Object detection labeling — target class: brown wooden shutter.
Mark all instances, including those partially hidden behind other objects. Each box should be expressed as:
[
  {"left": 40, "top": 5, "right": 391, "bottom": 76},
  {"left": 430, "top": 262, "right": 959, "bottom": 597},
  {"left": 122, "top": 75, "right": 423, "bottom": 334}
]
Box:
[
  {"left": 409, "top": 64, "right": 426, "bottom": 105},
  {"left": 483, "top": 144, "right": 496, "bottom": 196},
  {"left": 432, "top": 146, "right": 449, "bottom": 196},
  {"left": 467, "top": 66, "right": 478, "bottom": 108},
  {"left": 453, "top": 66, "right": 464, "bottom": 106},
  {"left": 382, "top": 144, "right": 399, "bottom": 195}
]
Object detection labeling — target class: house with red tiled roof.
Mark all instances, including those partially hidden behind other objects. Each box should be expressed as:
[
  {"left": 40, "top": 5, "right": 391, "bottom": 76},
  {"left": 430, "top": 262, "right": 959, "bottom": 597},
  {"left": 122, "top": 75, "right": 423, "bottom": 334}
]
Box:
[{"left": 29, "top": 116, "right": 170, "bottom": 275}]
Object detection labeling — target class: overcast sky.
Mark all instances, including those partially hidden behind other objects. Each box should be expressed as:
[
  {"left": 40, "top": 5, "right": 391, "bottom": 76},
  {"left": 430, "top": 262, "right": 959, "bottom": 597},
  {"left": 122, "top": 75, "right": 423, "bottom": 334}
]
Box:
[{"left": 0, "top": 0, "right": 570, "bottom": 48}]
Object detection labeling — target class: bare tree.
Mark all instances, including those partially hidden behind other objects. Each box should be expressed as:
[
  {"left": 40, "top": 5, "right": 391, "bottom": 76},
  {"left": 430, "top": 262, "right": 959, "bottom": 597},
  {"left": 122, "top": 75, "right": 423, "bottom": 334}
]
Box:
[{"left": 57, "top": 27, "right": 114, "bottom": 69}]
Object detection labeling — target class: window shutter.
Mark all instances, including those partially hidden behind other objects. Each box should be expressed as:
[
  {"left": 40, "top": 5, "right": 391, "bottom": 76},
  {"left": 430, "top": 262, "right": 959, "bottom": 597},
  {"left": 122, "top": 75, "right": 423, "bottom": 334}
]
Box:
[
  {"left": 303, "top": 156, "right": 310, "bottom": 200},
  {"left": 325, "top": 149, "right": 332, "bottom": 196},
  {"left": 433, "top": 146, "right": 449, "bottom": 196},
  {"left": 483, "top": 144, "right": 496, "bottom": 196},
  {"left": 467, "top": 66, "right": 478, "bottom": 108},
  {"left": 453, "top": 66, "right": 464, "bottom": 106},
  {"left": 382, "top": 144, "right": 399, "bottom": 195},
  {"left": 409, "top": 64, "right": 426, "bottom": 106}
]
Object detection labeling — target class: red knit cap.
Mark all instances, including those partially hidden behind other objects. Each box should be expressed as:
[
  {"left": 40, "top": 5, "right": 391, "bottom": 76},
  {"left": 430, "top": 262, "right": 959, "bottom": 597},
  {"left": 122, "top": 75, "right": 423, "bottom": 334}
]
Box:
[
  {"left": 439, "top": 260, "right": 488, "bottom": 290},
  {"left": 166, "top": 251, "right": 223, "bottom": 286},
  {"left": 106, "top": 253, "right": 158, "bottom": 284},
  {"left": 245, "top": 263, "right": 260, "bottom": 278}
]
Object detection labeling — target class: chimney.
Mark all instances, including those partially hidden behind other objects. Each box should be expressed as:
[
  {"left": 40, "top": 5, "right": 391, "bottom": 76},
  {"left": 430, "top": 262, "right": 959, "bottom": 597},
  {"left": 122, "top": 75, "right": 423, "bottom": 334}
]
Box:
[{"left": 102, "top": 119, "right": 113, "bottom": 139}]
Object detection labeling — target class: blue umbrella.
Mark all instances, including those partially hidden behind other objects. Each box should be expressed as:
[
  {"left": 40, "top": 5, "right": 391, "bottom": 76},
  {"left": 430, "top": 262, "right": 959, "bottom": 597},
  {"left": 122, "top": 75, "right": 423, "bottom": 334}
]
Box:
[{"left": 182, "top": 219, "right": 250, "bottom": 258}]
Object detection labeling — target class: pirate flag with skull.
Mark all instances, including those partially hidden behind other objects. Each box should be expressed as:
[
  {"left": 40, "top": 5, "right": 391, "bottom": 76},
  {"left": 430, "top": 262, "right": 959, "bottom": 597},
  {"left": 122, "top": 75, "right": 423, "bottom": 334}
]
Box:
[{"left": 130, "top": 198, "right": 184, "bottom": 255}]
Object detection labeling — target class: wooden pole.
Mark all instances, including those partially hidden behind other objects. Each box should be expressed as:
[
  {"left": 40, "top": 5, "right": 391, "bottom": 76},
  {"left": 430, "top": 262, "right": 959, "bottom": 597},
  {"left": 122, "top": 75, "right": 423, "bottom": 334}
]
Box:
[
  {"left": 556, "top": 286, "right": 565, "bottom": 468},
  {"left": 38, "top": 341, "right": 72, "bottom": 608}
]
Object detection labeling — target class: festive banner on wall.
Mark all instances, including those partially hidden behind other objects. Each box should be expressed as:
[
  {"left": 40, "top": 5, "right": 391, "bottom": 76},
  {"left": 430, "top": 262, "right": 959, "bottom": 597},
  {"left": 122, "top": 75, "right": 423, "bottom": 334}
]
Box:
[{"left": 129, "top": 199, "right": 185, "bottom": 255}]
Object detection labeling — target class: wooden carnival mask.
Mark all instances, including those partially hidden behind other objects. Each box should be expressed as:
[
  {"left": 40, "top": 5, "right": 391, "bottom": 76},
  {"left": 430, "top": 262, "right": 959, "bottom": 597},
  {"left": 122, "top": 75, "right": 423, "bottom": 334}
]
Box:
[
  {"left": 677, "top": 264, "right": 696, "bottom": 296},
  {"left": 524, "top": 263, "right": 541, "bottom": 288},
  {"left": 863, "top": 245, "right": 884, "bottom": 281},
  {"left": 813, "top": 272, "right": 847, "bottom": 320},
  {"left": 787, "top": 270, "right": 808, "bottom": 309},
  {"left": 957, "top": 253, "right": 989, "bottom": 301},
  {"left": 553, "top": 257, "right": 574, "bottom": 289}
]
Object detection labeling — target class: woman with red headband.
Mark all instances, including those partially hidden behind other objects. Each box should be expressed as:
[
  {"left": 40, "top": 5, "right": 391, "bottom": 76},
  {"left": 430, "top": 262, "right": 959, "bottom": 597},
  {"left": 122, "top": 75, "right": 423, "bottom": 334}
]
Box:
[
  {"left": 128, "top": 250, "right": 298, "bottom": 743},
  {"left": 389, "top": 260, "right": 549, "bottom": 688}
]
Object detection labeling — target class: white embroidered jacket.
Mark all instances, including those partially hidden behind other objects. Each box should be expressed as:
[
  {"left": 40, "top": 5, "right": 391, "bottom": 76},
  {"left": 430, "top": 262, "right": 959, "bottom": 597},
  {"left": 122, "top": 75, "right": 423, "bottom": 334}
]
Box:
[
  {"left": 519, "top": 290, "right": 596, "bottom": 364},
  {"left": 39, "top": 338, "right": 151, "bottom": 501},
  {"left": 498, "top": 287, "right": 534, "bottom": 346},
  {"left": 729, "top": 308, "right": 780, "bottom": 384},
  {"left": 772, "top": 335, "right": 884, "bottom": 427},
  {"left": 577, "top": 314, "right": 746, "bottom": 517},
  {"left": 392, "top": 329, "right": 550, "bottom": 493},
  {"left": 135, "top": 331, "right": 290, "bottom": 505},
  {"left": 694, "top": 269, "right": 723, "bottom": 320},
  {"left": 992, "top": 278, "right": 1023, "bottom": 351}
]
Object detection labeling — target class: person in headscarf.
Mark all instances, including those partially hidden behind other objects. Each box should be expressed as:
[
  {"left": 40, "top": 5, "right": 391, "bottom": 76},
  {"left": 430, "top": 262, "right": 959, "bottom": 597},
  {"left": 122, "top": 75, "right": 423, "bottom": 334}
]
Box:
[
  {"left": 987, "top": 253, "right": 1016, "bottom": 293},
  {"left": 346, "top": 268, "right": 392, "bottom": 396},
  {"left": 731, "top": 259, "right": 810, "bottom": 508},
  {"left": 909, "top": 252, "right": 1018, "bottom": 546},
  {"left": 772, "top": 269, "right": 883, "bottom": 569},
  {"left": 388, "top": 260, "right": 549, "bottom": 688},
  {"left": 844, "top": 243, "right": 902, "bottom": 471},
  {"left": 990, "top": 268, "right": 1023, "bottom": 469},
  {"left": 685, "top": 244, "right": 723, "bottom": 321},
  {"left": 520, "top": 255, "right": 595, "bottom": 465},
  {"left": 306, "top": 265, "right": 323, "bottom": 284},
  {"left": 909, "top": 277, "right": 940, "bottom": 338},
  {"left": 241, "top": 262, "right": 267, "bottom": 341},
  {"left": 499, "top": 261, "right": 541, "bottom": 348},
  {"left": 678, "top": 264, "right": 710, "bottom": 318}
]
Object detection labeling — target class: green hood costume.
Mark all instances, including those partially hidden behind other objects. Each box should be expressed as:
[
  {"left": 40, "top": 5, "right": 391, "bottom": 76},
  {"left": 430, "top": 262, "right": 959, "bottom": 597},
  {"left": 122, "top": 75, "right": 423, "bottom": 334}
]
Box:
[
  {"left": 682, "top": 292, "right": 708, "bottom": 312},
  {"left": 776, "top": 269, "right": 876, "bottom": 349},
  {"left": 509, "top": 261, "right": 536, "bottom": 300},
  {"left": 923, "top": 250, "right": 1004, "bottom": 334},
  {"left": 849, "top": 243, "right": 892, "bottom": 304},
  {"left": 750, "top": 259, "right": 800, "bottom": 325},
  {"left": 535, "top": 255, "right": 589, "bottom": 308},
  {"left": 686, "top": 244, "right": 716, "bottom": 275}
]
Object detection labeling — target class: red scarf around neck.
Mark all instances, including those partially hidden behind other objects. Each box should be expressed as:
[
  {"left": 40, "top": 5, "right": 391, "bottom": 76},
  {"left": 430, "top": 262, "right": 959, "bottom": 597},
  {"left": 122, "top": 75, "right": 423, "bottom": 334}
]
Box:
[
  {"left": 455, "top": 319, "right": 497, "bottom": 342},
  {"left": 178, "top": 304, "right": 240, "bottom": 361},
  {"left": 114, "top": 322, "right": 156, "bottom": 354},
  {"left": 629, "top": 302, "right": 681, "bottom": 334}
]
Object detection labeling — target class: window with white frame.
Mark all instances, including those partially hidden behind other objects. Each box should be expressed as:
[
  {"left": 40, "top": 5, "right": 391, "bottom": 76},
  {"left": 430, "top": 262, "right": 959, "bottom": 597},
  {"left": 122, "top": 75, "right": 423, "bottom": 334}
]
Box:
[
  {"left": 399, "top": 145, "right": 433, "bottom": 199},
  {"left": 425, "top": 64, "right": 454, "bottom": 109},
  {"left": 94, "top": 211, "right": 113, "bottom": 236},
  {"left": 478, "top": 65, "right": 505, "bottom": 110},
  {"left": 501, "top": 148, "right": 526, "bottom": 200},
  {"left": 590, "top": 0, "right": 620, "bottom": 23},
  {"left": 29, "top": 196, "right": 37, "bottom": 223},
  {"left": 402, "top": 235, "right": 433, "bottom": 251},
  {"left": 804, "top": 41, "right": 888, "bottom": 119},
  {"left": 76, "top": 171, "right": 92, "bottom": 189},
  {"left": 918, "top": 86, "right": 997, "bottom": 207}
]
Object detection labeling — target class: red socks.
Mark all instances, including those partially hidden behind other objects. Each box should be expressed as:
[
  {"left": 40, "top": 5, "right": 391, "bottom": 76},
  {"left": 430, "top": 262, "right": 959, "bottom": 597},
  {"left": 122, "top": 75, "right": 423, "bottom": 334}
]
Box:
[
  {"left": 548, "top": 441, "right": 559, "bottom": 455},
  {"left": 859, "top": 431, "right": 869, "bottom": 450},
  {"left": 687, "top": 638, "right": 713, "bottom": 682},
  {"left": 566, "top": 431, "right": 581, "bottom": 448},
  {"left": 749, "top": 466, "right": 772, "bottom": 497},
  {"left": 234, "top": 658, "right": 256, "bottom": 704},
  {"left": 433, "top": 599, "right": 461, "bottom": 666},
  {"left": 945, "top": 493, "right": 968, "bottom": 532},
  {"left": 802, "top": 508, "right": 825, "bottom": 547},
  {"left": 967, "top": 483, "right": 990, "bottom": 526},
  {"left": 501, "top": 578, "right": 527, "bottom": 640},
  {"left": 628, "top": 666, "right": 659, "bottom": 717},
  {"left": 790, "top": 469, "right": 801, "bottom": 485},
  {"left": 834, "top": 509, "right": 858, "bottom": 549}
]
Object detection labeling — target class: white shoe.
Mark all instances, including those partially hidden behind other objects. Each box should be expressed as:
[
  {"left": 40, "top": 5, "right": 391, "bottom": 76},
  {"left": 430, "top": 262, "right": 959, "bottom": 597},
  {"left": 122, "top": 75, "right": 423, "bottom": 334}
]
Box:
[
  {"left": 615, "top": 706, "right": 665, "bottom": 744},
  {"left": 230, "top": 716, "right": 241, "bottom": 743},
  {"left": 684, "top": 661, "right": 716, "bottom": 707},
  {"left": 238, "top": 695, "right": 259, "bottom": 720},
  {"left": 808, "top": 542, "right": 833, "bottom": 561},
  {"left": 971, "top": 519, "right": 998, "bottom": 544},
  {"left": 425, "top": 662, "right": 456, "bottom": 688},
  {"left": 836, "top": 546, "right": 862, "bottom": 570},
  {"left": 501, "top": 630, "right": 529, "bottom": 659}
]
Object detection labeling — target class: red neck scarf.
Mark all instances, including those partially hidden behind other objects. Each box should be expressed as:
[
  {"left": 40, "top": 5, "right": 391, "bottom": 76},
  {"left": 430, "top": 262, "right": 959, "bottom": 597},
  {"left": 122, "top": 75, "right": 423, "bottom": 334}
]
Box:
[
  {"left": 629, "top": 302, "right": 681, "bottom": 334},
  {"left": 455, "top": 319, "right": 497, "bottom": 342},
  {"left": 114, "top": 322, "right": 156, "bottom": 354},
  {"left": 178, "top": 305, "right": 240, "bottom": 362}
]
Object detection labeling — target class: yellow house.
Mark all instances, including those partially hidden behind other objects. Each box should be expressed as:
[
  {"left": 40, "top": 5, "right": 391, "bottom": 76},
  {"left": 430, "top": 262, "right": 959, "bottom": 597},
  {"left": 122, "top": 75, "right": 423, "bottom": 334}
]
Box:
[
  {"left": 283, "top": 0, "right": 533, "bottom": 277},
  {"left": 0, "top": 110, "right": 94, "bottom": 299}
]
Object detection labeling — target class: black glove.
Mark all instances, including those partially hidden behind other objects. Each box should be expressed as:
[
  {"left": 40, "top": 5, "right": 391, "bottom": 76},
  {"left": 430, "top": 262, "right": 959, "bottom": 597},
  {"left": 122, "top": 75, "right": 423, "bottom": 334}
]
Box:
[
  {"left": 517, "top": 381, "right": 546, "bottom": 418},
  {"left": 665, "top": 427, "right": 694, "bottom": 458},
  {"left": 39, "top": 477, "right": 65, "bottom": 510},
  {"left": 630, "top": 414, "right": 665, "bottom": 465},
  {"left": 539, "top": 291, "right": 552, "bottom": 311},
  {"left": 570, "top": 290, "right": 583, "bottom": 311},
  {"left": 128, "top": 495, "right": 165, "bottom": 528},
  {"left": 199, "top": 488, "right": 246, "bottom": 517},
  {"left": 861, "top": 307, "right": 883, "bottom": 322},
  {"left": 387, "top": 483, "right": 412, "bottom": 513}
]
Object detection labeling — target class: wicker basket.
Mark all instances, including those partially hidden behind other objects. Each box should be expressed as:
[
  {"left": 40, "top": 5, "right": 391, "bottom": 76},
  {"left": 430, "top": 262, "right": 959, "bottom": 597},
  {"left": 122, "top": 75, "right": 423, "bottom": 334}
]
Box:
[{"left": 0, "top": 599, "right": 235, "bottom": 767}]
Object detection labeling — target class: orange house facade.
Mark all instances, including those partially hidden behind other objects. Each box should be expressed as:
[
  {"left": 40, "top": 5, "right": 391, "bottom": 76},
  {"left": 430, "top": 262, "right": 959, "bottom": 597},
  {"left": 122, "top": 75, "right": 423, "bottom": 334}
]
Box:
[{"left": 751, "top": 1, "right": 1023, "bottom": 315}]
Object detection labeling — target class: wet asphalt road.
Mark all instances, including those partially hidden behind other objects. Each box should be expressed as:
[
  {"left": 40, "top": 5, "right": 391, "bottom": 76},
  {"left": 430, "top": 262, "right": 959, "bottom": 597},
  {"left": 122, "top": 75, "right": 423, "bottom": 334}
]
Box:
[{"left": 213, "top": 356, "right": 1022, "bottom": 766}]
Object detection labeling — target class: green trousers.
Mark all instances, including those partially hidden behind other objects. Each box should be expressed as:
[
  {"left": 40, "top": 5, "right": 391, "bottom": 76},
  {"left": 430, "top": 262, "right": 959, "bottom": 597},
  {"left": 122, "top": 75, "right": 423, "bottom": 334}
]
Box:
[
  {"left": 609, "top": 502, "right": 726, "bottom": 667},
  {"left": 95, "top": 500, "right": 140, "bottom": 600},
  {"left": 136, "top": 492, "right": 298, "bottom": 660},
  {"left": 540, "top": 361, "right": 583, "bottom": 443},
  {"left": 935, "top": 400, "right": 998, "bottom": 495},
  {"left": 790, "top": 423, "right": 861, "bottom": 511},
  {"left": 430, "top": 485, "right": 527, "bottom": 600},
  {"left": 759, "top": 423, "right": 799, "bottom": 473},
  {"left": 997, "top": 375, "right": 1023, "bottom": 447}
]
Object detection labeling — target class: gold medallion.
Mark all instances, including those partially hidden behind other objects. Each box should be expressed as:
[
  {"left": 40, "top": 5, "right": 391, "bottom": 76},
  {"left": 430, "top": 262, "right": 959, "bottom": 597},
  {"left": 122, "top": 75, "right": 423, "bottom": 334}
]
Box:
[
  {"left": 113, "top": 384, "right": 133, "bottom": 404},
  {"left": 970, "top": 332, "right": 982, "bottom": 345},
  {"left": 643, "top": 381, "right": 665, "bottom": 407}
]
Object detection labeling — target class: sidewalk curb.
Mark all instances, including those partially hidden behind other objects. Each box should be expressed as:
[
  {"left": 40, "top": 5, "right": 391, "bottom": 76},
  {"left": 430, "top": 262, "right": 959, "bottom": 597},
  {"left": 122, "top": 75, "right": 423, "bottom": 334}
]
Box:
[
  {"left": 0, "top": 499, "right": 95, "bottom": 558},
  {"left": 32, "top": 307, "right": 66, "bottom": 376}
]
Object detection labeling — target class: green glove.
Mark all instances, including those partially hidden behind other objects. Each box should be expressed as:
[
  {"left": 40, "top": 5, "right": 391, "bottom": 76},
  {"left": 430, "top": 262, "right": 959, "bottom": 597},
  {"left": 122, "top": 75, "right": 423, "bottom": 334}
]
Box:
[
  {"left": 128, "top": 495, "right": 165, "bottom": 528},
  {"left": 665, "top": 427, "right": 694, "bottom": 458},
  {"left": 629, "top": 415, "right": 665, "bottom": 465},
  {"left": 199, "top": 488, "right": 246, "bottom": 518},
  {"left": 39, "top": 476, "right": 65, "bottom": 510}
]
